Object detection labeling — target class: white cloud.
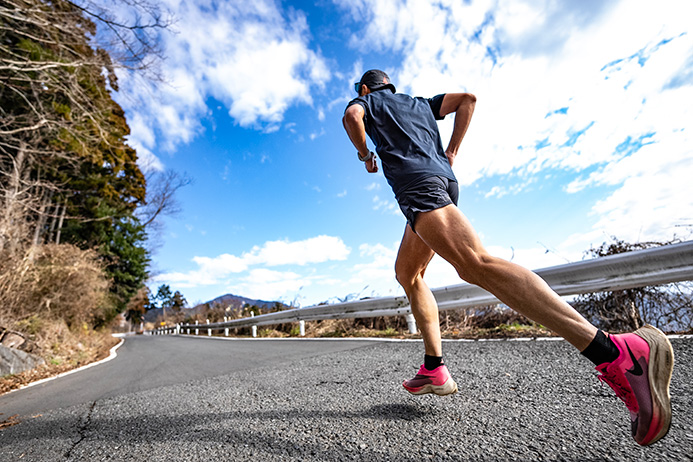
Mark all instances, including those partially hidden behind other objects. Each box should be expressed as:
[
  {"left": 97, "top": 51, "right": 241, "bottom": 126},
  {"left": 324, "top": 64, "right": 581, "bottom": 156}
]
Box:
[
  {"left": 372, "top": 195, "right": 399, "bottom": 214},
  {"left": 155, "top": 235, "right": 351, "bottom": 290},
  {"left": 245, "top": 236, "right": 351, "bottom": 266},
  {"left": 309, "top": 128, "right": 326, "bottom": 140},
  {"left": 348, "top": 242, "right": 400, "bottom": 293},
  {"left": 113, "top": 0, "right": 330, "bottom": 164},
  {"left": 228, "top": 269, "right": 307, "bottom": 302},
  {"left": 588, "top": 142, "right": 693, "bottom": 243},
  {"left": 365, "top": 182, "right": 381, "bottom": 191}
]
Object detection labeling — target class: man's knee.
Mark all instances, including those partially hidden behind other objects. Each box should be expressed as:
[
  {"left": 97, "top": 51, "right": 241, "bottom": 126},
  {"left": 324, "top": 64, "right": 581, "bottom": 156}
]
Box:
[
  {"left": 395, "top": 261, "right": 423, "bottom": 291},
  {"left": 394, "top": 264, "right": 412, "bottom": 290},
  {"left": 452, "top": 251, "right": 496, "bottom": 286}
]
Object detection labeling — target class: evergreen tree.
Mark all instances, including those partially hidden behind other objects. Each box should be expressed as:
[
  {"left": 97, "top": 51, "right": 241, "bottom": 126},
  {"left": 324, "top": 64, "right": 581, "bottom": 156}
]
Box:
[
  {"left": 154, "top": 284, "right": 174, "bottom": 310},
  {"left": 171, "top": 291, "right": 187, "bottom": 312},
  {"left": 1, "top": 0, "right": 169, "bottom": 325}
]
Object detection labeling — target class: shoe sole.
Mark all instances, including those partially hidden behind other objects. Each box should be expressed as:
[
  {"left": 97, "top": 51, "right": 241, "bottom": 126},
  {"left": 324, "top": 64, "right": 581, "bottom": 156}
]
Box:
[
  {"left": 635, "top": 325, "right": 674, "bottom": 445},
  {"left": 404, "top": 378, "right": 458, "bottom": 396}
]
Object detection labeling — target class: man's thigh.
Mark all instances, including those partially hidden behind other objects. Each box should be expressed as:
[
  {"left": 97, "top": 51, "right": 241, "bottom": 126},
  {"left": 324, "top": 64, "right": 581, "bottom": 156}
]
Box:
[{"left": 414, "top": 204, "right": 487, "bottom": 268}]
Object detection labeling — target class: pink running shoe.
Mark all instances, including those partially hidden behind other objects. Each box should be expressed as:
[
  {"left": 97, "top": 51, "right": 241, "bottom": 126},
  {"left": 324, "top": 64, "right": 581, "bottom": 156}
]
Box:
[
  {"left": 596, "top": 325, "right": 674, "bottom": 446},
  {"left": 402, "top": 364, "right": 458, "bottom": 396}
]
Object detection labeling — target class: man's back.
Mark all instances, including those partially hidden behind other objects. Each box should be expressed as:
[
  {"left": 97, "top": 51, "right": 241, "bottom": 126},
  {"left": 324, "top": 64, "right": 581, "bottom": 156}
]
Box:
[{"left": 347, "top": 91, "right": 455, "bottom": 197}]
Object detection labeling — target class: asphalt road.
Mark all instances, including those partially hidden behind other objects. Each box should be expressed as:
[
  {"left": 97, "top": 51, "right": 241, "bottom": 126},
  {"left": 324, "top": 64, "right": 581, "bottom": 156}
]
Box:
[{"left": 0, "top": 335, "right": 691, "bottom": 461}]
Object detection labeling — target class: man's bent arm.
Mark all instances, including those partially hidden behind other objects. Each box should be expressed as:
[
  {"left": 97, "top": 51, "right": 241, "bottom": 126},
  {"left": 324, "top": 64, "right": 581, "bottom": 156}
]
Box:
[
  {"left": 439, "top": 93, "right": 476, "bottom": 166},
  {"left": 343, "top": 105, "right": 369, "bottom": 157},
  {"left": 343, "top": 104, "right": 378, "bottom": 173}
]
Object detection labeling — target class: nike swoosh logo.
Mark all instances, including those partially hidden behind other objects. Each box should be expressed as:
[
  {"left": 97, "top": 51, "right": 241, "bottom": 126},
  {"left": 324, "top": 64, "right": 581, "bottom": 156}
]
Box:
[{"left": 625, "top": 341, "right": 644, "bottom": 376}]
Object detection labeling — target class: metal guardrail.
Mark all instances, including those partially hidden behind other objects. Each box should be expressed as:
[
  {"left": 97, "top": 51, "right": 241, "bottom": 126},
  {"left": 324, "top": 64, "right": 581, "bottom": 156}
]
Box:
[{"left": 152, "top": 240, "right": 693, "bottom": 336}]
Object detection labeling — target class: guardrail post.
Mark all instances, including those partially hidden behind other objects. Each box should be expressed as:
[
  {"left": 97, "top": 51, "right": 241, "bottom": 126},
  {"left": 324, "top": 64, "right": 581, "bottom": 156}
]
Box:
[
  {"left": 251, "top": 312, "right": 257, "bottom": 338},
  {"left": 224, "top": 317, "right": 229, "bottom": 336},
  {"left": 195, "top": 320, "right": 199, "bottom": 336},
  {"left": 405, "top": 313, "right": 417, "bottom": 334},
  {"left": 176, "top": 324, "right": 180, "bottom": 335},
  {"left": 207, "top": 319, "right": 211, "bottom": 336},
  {"left": 299, "top": 320, "right": 305, "bottom": 337}
]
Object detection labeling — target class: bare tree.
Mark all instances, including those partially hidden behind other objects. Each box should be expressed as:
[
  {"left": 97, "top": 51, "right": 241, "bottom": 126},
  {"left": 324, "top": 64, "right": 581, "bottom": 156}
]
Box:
[
  {"left": 138, "top": 169, "right": 191, "bottom": 229},
  {"left": 0, "top": 0, "right": 172, "bottom": 254}
]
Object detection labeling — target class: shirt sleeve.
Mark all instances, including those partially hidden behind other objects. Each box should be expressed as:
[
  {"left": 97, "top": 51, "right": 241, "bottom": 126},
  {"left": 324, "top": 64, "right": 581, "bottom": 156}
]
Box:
[
  {"left": 427, "top": 94, "right": 446, "bottom": 120},
  {"left": 345, "top": 97, "right": 367, "bottom": 113},
  {"left": 345, "top": 97, "right": 369, "bottom": 128}
]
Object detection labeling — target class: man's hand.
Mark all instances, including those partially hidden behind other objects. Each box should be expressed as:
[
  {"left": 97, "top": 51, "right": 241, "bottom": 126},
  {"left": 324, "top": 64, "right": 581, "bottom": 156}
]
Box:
[
  {"left": 365, "top": 155, "right": 378, "bottom": 173},
  {"left": 445, "top": 149, "right": 456, "bottom": 166}
]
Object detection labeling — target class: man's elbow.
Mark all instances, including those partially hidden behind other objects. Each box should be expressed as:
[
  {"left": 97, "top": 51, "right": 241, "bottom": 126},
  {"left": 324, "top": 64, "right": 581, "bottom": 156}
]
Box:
[{"left": 460, "top": 93, "right": 476, "bottom": 114}]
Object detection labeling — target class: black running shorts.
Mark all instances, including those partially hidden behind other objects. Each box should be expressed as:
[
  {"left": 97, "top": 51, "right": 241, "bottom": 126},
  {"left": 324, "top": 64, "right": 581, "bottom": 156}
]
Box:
[{"left": 396, "top": 175, "right": 459, "bottom": 232}]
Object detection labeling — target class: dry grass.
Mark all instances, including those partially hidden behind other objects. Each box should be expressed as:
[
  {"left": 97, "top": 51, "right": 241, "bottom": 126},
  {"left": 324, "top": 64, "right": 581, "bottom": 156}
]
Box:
[
  {"left": 0, "top": 319, "right": 119, "bottom": 395},
  {"left": 0, "top": 243, "right": 117, "bottom": 396},
  {"left": 0, "top": 244, "right": 110, "bottom": 329},
  {"left": 210, "top": 306, "right": 555, "bottom": 341},
  {"left": 296, "top": 305, "right": 555, "bottom": 340}
]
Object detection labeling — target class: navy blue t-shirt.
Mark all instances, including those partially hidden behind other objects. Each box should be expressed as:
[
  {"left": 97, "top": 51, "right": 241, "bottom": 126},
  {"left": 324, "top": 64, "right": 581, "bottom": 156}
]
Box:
[{"left": 346, "top": 90, "right": 456, "bottom": 200}]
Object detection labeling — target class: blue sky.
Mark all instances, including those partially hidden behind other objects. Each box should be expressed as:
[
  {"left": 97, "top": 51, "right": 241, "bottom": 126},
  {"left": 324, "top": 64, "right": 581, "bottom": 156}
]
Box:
[{"left": 112, "top": 0, "right": 693, "bottom": 307}]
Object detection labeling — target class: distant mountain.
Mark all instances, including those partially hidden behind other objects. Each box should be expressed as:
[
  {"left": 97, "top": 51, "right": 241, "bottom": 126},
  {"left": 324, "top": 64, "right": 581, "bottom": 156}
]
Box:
[
  {"left": 195, "top": 293, "right": 279, "bottom": 311},
  {"left": 143, "top": 293, "right": 286, "bottom": 323}
]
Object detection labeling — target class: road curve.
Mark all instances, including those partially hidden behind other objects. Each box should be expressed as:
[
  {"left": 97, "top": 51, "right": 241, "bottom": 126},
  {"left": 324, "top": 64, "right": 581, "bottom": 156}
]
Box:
[{"left": 0, "top": 335, "right": 691, "bottom": 461}]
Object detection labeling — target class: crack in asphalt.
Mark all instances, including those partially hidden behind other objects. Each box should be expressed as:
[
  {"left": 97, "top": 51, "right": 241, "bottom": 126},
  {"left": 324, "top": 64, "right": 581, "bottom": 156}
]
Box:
[{"left": 63, "top": 400, "right": 96, "bottom": 460}]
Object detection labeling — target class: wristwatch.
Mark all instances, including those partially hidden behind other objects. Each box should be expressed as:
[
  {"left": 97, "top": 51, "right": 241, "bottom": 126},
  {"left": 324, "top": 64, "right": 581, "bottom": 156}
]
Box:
[{"left": 358, "top": 151, "right": 375, "bottom": 162}]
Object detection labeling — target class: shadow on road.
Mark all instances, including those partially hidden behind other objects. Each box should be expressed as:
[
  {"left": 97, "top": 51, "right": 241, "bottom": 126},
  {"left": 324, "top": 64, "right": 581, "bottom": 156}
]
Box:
[{"left": 3, "top": 401, "right": 434, "bottom": 461}]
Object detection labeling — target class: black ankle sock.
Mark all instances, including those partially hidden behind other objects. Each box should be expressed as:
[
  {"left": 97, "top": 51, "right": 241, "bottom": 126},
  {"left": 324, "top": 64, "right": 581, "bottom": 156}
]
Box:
[
  {"left": 581, "top": 330, "right": 620, "bottom": 366},
  {"left": 424, "top": 355, "right": 443, "bottom": 370}
]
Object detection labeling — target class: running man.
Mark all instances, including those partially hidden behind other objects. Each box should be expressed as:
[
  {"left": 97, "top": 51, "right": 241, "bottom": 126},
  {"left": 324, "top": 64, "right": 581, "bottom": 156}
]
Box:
[{"left": 342, "top": 69, "right": 674, "bottom": 446}]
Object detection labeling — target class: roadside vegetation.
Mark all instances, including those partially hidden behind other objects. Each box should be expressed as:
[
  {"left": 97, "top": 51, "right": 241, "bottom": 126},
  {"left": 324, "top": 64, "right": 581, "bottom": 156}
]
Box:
[
  {"left": 0, "top": 0, "right": 181, "bottom": 394},
  {"left": 572, "top": 238, "right": 693, "bottom": 333}
]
